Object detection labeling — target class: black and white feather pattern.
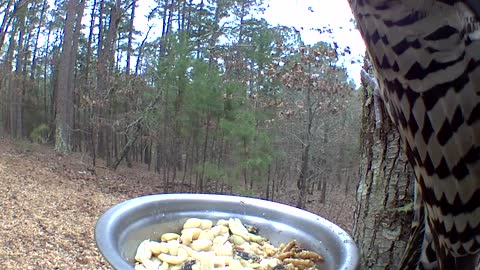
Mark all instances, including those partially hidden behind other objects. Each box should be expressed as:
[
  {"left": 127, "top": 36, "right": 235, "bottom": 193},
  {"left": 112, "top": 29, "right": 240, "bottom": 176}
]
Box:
[{"left": 348, "top": 0, "right": 480, "bottom": 269}]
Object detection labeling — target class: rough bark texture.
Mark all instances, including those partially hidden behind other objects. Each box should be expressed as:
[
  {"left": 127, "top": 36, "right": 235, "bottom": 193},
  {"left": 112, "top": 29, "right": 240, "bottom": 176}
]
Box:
[
  {"left": 353, "top": 72, "right": 415, "bottom": 269},
  {"left": 54, "top": 0, "right": 85, "bottom": 152}
]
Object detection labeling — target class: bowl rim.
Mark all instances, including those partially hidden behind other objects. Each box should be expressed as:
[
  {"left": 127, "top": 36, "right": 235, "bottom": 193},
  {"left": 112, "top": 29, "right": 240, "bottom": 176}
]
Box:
[{"left": 95, "top": 193, "right": 359, "bottom": 270}]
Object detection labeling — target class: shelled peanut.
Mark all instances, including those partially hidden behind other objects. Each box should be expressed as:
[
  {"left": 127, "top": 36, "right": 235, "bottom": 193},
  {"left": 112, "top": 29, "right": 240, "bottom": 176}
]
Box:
[{"left": 134, "top": 218, "right": 323, "bottom": 270}]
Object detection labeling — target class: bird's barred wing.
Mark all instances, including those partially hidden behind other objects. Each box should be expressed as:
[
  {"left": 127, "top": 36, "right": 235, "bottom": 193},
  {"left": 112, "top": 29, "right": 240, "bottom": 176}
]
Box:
[{"left": 349, "top": 0, "right": 480, "bottom": 269}]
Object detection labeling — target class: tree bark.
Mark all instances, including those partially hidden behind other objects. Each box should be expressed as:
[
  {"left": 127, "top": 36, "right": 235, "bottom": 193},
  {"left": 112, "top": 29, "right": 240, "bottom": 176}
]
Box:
[
  {"left": 0, "top": 0, "right": 15, "bottom": 52},
  {"left": 70, "top": 0, "right": 86, "bottom": 151},
  {"left": 29, "top": 0, "right": 47, "bottom": 81},
  {"left": 95, "top": 0, "right": 122, "bottom": 165},
  {"left": 125, "top": 0, "right": 136, "bottom": 76},
  {"left": 353, "top": 66, "right": 415, "bottom": 269},
  {"left": 54, "top": 0, "right": 85, "bottom": 152},
  {"left": 296, "top": 69, "right": 315, "bottom": 209},
  {"left": 12, "top": 2, "right": 27, "bottom": 138}
]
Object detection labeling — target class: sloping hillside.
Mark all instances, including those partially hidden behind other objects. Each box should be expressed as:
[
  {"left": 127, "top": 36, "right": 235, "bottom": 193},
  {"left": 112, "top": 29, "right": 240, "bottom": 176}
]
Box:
[{"left": 0, "top": 139, "right": 356, "bottom": 269}]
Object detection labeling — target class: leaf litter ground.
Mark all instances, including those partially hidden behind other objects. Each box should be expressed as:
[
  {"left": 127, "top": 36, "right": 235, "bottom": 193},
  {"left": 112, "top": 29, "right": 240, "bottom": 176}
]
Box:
[{"left": 0, "top": 139, "right": 355, "bottom": 269}]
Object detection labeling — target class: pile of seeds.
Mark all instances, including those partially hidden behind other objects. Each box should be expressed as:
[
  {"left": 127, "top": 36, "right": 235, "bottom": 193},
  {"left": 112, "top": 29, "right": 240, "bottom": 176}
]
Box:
[{"left": 134, "top": 218, "right": 324, "bottom": 270}]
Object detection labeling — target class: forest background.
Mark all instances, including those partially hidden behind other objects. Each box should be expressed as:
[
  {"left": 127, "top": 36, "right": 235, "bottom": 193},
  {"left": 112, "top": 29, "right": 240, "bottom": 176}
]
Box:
[
  {"left": 0, "top": 0, "right": 420, "bottom": 268},
  {"left": 0, "top": 0, "right": 363, "bottom": 209}
]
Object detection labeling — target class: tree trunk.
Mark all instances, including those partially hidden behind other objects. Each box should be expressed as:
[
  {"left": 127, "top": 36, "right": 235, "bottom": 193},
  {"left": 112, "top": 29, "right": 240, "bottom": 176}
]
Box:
[
  {"left": 54, "top": 0, "right": 85, "bottom": 152},
  {"left": 29, "top": 0, "right": 47, "bottom": 81},
  {"left": 353, "top": 67, "right": 415, "bottom": 269},
  {"left": 12, "top": 4, "right": 27, "bottom": 138},
  {"left": 2, "top": 7, "right": 14, "bottom": 135},
  {"left": 70, "top": 0, "right": 86, "bottom": 151},
  {"left": 296, "top": 80, "right": 314, "bottom": 209},
  {"left": 125, "top": 0, "right": 135, "bottom": 76},
  {"left": 95, "top": 0, "right": 122, "bottom": 165},
  {"left": 0, "top": 0, "right": 14, "bottom": 52},
  {"left": 199, "top": 114, "right": 211, "bottom": 192},
  {"left": 83, "top": 0, "right": 97, "bottom": 159}
]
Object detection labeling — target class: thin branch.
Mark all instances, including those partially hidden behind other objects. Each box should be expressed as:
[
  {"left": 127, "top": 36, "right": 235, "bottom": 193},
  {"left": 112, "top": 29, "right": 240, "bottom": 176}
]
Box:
[
  {"left": 360, "top": 69, "right": 379, "bottom": 92},
  {"left": 279, "top": 129, "right": 306, "bottom": 146},
  {"left": 110, "top": 90, "right": 162, "bottom": 170},
  {"left": 361, "top": 69, "right": 385, "bottom": 129}
]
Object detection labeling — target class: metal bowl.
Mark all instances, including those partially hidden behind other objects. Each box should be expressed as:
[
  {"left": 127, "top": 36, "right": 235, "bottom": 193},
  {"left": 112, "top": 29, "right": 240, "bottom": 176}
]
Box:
[{"left": 95, "top": 194, "right": 359, "bottom": 270}]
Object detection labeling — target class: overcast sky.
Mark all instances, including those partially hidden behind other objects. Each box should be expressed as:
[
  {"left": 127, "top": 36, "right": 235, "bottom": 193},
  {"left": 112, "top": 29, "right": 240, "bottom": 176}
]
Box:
[
  {"left": 74, "top": 0, "right": 366, "bottom": 84},
  {"left": 260, "top": 0, "right": 365, "bottom": 84},
  {"left": 132, "top": 0, "right": 365, "bottom": 84}
]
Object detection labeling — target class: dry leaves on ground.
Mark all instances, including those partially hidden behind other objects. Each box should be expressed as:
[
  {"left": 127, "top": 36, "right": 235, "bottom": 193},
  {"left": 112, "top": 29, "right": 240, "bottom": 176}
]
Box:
[
  {"left": 0, "top": 139, "right": 356, "bottom": 269},
  {"left": 0, "top": 140, "right": 164, "bottom": 269}
]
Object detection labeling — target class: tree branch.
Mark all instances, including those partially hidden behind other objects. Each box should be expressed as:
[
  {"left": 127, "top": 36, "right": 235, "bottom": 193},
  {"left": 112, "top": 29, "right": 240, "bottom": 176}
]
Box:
[
  {"left": 110, "top": 91, "right": 163, "bottom": 170},
  {"left": 361, "top": 69, "right": 385, "bottom": 130}
]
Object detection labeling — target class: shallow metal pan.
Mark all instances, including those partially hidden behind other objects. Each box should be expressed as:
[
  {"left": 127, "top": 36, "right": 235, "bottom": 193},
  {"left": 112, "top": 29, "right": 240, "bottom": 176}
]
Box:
[{"left": 95, "top": 194, "right": 359, "bottom": 270}]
